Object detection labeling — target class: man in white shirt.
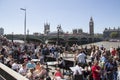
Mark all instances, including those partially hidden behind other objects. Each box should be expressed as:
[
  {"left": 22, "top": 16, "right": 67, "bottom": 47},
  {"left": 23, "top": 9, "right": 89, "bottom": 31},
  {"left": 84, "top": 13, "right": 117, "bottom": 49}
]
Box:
[
  {"left": 76, "top": 49, "right": 86, "bottom": 64},
  {"left": 73, "top": 63, "right": 84, "bottom": 80},
  {"left": 19, "top": 63, "right": 27, "bottom": 76},
  {"left": 12, "top": 60, "right": 19, "bottom": 72}
]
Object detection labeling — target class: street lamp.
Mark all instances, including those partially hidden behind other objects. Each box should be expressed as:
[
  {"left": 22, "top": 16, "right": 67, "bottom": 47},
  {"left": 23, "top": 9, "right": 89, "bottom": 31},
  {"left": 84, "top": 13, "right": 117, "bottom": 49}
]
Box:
[
  {"left": 27, "top": 29, "right": 29, "bottom": 43},
  {"left": 20, "top": 8, "right": 26, "bottom": 43},
  {"left": 57, "top": 25, "right": 61, "bottom": 45},
  {"left": 12, "top": 32, "right": 14, "bottom": 42}
]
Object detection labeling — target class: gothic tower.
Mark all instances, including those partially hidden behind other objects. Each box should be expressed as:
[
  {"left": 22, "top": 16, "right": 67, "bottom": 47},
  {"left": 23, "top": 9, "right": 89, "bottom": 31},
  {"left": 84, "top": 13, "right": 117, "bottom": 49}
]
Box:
[
  {"left": 89, "top": 17, "right": 94, "bottom": 36},
  {"left": 44, "top": 23, "right": 50, "bottom": 34}
]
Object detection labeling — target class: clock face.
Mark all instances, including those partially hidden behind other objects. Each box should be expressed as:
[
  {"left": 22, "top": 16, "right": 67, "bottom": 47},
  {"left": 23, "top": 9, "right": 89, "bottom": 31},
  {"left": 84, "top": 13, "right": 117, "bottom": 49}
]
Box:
[{"left": 90, "top": 22, "right": 93, "bottom": 25}]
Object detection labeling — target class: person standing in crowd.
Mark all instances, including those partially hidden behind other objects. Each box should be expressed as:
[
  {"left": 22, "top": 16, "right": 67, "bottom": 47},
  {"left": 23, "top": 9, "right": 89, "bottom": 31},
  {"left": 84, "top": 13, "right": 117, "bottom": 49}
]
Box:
[
  {"left": 40, "top": 44, "right": 50, "bottom": 64},
  {"left": 54, "top": 45, "right": 59, "bottom": 60},
  {"left": 90, "top": 49, "right": 95, "bottom": 62},
  {"left": 117, "top": 46, "right": 120, "bottom": 60},
  {"left": 94, "top": 46, "right": 101, "bottom": 61},
  {"left": 112, "top": 57, "right": 118, "bottom": 80},
  {"left": 91, "top": 60, "right": 101, "bottom": 80},
  {"left": 117, "top": 65, "right": 120, "bottom": 80},
  {"left": 104, "top": 58, "right": 114, "bottom": 80},
  {"left": 40, "top": 44, "right": 45, "bottom": 64},
  {"left": 64, "top": 43, "right": 70, "bottom": 57},
  {"left": 99, "top": 53, "right": 107, "bottom": 80},
  {"left": 111, "top": 48, "right": 117, "bottom": 57},
  {"left": 73, "top": 63, "right": 84, "bottom": 80},
  {"left": 87, "top": 62, "right": 93, "bottom": 80},
  {"left": 76, "top": 49, "right": 86, "bottom": 65}
]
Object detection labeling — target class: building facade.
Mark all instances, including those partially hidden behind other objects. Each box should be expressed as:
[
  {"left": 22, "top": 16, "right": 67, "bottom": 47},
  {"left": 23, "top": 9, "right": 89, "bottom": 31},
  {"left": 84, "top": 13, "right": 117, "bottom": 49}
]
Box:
[
  {"left": 78, "top": 29, "right": 83, "bottom": 34},
  {"left": 103, "top": 27, "right": 120, "bottom": 39},
  {"left": 72, "top": 29, "right": 83, "bottom": 34},
  {"left": 73, "top": 29, "right": 77, "bottom": 34},
  {"left": 44, "top": 23, "right": 50, "bottom": 34}
]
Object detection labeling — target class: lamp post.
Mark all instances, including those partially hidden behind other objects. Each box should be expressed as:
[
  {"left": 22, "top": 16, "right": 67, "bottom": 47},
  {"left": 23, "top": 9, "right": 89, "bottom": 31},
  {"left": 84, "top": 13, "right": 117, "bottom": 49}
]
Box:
[
  {"left": 12, "top": 32, "right": 14, "bottom": 42},
  {"left": 27, "top": 29, "right": 29, "bottom": 43},
  {"left": 20, "top": 8, "right": 26, "bottom": 43},
  {"left": 57, "top": 25, "right": 61, "bottom": 45}
]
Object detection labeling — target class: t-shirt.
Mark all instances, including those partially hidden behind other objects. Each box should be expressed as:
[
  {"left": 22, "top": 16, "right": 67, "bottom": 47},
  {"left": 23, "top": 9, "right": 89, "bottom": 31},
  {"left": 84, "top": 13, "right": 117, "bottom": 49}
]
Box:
[
  {"left": 111, "top": 50, "right": 116, "bottom": 56},
  {"left": 73, "top": 65, "right": 83, "bottom": 75},
  {"left": 91, "top": 65, "right": 101, "bottom": 79},
  {"left": 19, "top": 67, "right": 27, "bottom": 75},
  {"left": 77, "top": 53, "right": 86, "bottom": 63},
  {"left": 54, "top": 71, "right": 62, "bottom": 78},
  {"left": 26, "top": 62, "right": 36, "bottom": 69},
  {"left": 12, "top": 63, "right": 19, "bottom": 70}
]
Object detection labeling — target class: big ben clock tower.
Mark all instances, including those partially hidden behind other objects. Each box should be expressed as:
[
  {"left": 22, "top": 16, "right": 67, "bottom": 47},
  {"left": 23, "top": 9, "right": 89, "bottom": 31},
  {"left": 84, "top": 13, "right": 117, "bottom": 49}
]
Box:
[{"left": 89, "top": 17, "right": 94, "bottom": 36}]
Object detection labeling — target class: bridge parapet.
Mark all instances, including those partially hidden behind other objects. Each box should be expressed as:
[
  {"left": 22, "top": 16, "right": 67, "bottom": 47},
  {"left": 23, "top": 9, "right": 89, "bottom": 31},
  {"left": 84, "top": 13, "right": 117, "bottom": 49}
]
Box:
[{"left": 0, "top": 63, "right": 29, "bottom": 80}]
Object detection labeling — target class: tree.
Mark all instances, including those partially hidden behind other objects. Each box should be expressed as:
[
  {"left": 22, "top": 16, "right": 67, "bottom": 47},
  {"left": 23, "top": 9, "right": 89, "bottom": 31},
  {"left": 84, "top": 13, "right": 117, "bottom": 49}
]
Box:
[{"left": 110, "top": 32, "right": 118, "bottom": 38}]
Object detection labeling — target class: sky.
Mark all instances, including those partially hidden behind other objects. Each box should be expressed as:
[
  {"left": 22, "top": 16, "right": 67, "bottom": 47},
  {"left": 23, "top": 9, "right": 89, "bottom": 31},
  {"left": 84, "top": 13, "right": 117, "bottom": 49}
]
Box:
[{"left": 0, "top": 0, "right": 120, "bottom": 34}]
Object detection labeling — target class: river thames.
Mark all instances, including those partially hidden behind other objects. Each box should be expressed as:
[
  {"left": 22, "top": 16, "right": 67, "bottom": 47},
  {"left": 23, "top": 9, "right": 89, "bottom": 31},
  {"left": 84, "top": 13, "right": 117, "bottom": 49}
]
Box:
[{"left": 82, "top": 41, "right": 120, "bottom": 50}]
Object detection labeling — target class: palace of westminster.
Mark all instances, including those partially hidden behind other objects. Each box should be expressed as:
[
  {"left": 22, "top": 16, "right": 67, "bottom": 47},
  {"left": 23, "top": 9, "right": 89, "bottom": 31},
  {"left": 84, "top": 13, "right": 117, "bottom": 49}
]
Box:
[
  {"left": 0, "top": 17, "right": 120, "bottom": 45},
  {"left": 43, "top": 17, "right": 94, "bottom": 37}
]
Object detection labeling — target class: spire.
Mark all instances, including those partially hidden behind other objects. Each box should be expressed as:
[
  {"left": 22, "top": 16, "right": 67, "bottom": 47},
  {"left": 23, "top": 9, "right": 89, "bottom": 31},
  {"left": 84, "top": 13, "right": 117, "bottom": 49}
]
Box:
[{"left": 90, "top": 17, "right": 93, "bottom": 22}]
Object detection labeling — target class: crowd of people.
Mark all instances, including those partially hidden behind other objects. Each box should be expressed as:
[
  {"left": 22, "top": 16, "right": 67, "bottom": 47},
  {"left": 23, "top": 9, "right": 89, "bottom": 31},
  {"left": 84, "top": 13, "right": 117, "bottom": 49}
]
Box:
[
  {"left": 72, "top": 44, "right": 120, "bottom": 80},
  {"left": 0, "top": 35, "right": 120, "bottom": 80}
]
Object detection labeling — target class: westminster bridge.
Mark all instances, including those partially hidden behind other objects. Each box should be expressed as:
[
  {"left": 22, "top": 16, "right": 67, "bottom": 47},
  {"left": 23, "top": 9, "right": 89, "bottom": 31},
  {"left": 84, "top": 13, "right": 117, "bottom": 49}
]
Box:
[{"left": 5, "top": 33, "right": 102, "bottom": 46}]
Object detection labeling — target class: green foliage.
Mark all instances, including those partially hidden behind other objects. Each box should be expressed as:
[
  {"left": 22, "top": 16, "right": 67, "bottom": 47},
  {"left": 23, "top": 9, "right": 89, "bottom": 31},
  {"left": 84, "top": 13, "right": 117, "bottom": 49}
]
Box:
[
  {"left": 94, "top": 34, "right": 103, "bottom": 38},
  {"left": 110, "top": 32, "right": 118, "bottom": 38}
]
